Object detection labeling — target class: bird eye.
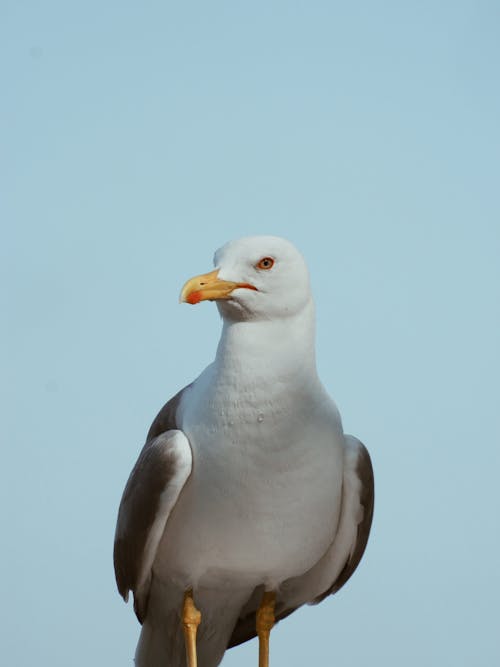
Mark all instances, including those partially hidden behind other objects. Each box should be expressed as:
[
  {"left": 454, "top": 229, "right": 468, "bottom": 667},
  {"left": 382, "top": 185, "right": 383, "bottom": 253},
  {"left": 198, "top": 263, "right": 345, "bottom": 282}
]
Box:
[{"left": 256, "top": 257, "right": 275, "bottom": 270}]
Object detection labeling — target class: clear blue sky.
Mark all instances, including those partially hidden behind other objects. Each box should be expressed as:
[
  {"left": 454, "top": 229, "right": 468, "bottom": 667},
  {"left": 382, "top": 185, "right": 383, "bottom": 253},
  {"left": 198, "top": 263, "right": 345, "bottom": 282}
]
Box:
[{"left": 2, "top": 2, "right": 499, "bottom": 665}]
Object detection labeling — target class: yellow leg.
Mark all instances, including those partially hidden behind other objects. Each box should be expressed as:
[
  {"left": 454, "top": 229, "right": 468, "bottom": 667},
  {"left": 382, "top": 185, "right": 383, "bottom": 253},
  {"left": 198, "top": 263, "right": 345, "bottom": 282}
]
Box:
[
  {"left": 256, "top": 591, "right": 276, "bottom": 667},
  {"left": 182, "top": 589, "right": 201, "bottom": 667}
]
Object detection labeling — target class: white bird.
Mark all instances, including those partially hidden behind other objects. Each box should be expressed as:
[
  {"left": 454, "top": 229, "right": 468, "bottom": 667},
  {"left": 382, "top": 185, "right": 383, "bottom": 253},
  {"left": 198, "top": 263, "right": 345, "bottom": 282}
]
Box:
[{"left": 114, "top": 235, "right": 374, "bottom": 667}]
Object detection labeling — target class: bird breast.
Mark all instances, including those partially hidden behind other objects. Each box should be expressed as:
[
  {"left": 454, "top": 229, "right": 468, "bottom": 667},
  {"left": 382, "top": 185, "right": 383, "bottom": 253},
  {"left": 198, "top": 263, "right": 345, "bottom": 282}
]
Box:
[{"left": 154, "top": 366, "right": 345, "bottom": 590}]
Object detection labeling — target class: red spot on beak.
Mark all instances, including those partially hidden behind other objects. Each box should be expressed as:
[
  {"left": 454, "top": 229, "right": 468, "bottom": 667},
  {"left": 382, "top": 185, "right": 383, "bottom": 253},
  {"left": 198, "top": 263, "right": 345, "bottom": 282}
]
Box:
[{"left": 187, "top": 291, "right": 202, "bottom": 304}]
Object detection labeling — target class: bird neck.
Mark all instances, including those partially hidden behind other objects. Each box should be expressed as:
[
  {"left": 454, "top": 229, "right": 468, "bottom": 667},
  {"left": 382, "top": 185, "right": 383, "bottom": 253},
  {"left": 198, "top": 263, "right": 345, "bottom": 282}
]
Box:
[{"left": 214, "top": 299, "right": 318, "bottom": 384}]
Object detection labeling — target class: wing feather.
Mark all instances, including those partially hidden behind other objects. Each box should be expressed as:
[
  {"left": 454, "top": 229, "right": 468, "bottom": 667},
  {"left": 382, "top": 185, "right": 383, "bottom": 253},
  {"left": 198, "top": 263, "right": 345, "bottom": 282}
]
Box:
[
  {"left": 313, "top": 435, "right": 374, "bottom": 602},
  {"left": 113, "top": 390, "right": 192, "bottom": 622}
]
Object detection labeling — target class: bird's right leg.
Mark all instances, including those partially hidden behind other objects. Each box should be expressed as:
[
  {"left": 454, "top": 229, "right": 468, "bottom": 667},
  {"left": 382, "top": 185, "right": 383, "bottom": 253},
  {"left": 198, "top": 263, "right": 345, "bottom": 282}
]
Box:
[{"left": 182, "top": 589, "right": 201, "bottom": 667}]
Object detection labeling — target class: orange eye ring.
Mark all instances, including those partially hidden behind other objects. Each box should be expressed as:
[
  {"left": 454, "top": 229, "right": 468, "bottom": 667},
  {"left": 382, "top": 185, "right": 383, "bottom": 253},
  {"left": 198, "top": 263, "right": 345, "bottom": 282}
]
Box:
[{"left": 256, "top": 257, "right": 275, "bottom": 270}]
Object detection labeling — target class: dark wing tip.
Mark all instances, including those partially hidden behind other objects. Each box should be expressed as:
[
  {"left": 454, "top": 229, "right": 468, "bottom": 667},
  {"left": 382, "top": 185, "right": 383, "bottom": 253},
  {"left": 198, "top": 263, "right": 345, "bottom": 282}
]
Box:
[
  {"left": 133, "top": 594, "right": 147, "bottom": 624},
  {"left": 113, "top": 537, "right": 130, "bottom": 602}
]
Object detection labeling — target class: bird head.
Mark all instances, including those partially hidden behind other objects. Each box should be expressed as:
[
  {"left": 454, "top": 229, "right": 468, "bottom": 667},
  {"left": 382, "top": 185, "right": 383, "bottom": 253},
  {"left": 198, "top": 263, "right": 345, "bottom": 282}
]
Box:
[{"left": 180, "top": 236, "right": 312, "bottom": 321}]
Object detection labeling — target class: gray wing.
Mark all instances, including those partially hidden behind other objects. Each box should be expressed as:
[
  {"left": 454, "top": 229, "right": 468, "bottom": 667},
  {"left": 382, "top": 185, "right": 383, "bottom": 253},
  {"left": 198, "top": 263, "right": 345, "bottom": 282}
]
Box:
[
  {"left": 228, "top": 434, "right": 374, "bottom": 648},
  {"left": 312, "top": 435, "right": 374, "bottom": 601},
  {"left": 113, "top": 389, "right": 192, "bottom": 622},
  {"left": 145, "top": 386, "right": 190, "bottom": 443}
]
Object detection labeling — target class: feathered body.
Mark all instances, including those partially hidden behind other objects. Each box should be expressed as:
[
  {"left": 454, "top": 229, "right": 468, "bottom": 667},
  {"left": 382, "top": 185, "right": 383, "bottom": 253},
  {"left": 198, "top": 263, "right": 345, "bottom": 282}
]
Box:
[{"left": 114, "top": 236, "right": 374, "bottom": 667}]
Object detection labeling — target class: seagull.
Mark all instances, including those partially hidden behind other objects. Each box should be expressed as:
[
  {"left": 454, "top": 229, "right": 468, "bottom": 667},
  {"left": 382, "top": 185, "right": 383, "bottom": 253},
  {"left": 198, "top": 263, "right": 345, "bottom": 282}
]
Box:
[{"left": 114, "top": 235, "right": 374, "bottom": 667}]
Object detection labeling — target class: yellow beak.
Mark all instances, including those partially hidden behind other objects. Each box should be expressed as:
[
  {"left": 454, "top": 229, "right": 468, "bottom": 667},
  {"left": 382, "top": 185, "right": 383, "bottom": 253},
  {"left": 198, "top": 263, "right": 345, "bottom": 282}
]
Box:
[{"left": 180, "top": 269, "right": 257, "bottom": 305}]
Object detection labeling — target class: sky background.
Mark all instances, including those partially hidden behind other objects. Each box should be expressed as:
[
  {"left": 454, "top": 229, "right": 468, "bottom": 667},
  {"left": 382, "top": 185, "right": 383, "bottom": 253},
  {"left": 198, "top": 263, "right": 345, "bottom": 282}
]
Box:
[{"left": 2, "top": 1, "right": 499, "bottom": 666}]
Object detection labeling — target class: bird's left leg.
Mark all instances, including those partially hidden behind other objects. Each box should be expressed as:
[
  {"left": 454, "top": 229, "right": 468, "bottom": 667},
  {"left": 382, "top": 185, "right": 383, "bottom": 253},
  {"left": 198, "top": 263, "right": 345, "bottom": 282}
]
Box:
[
  {"left": 182, "top": 589, "right": 201, "bottom": 667},
  {"left": 256, "top": 591, "right": 276, "bottom": 667}
]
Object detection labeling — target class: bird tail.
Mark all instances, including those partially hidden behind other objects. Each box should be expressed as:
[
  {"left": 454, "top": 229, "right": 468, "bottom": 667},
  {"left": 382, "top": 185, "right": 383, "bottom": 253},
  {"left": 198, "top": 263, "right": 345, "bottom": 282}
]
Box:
[
  {"left": 135, "top": 582, "right": 185, "bottom": 667},
  {"left": 135, "top": 618, "right": 184, "bottom": 667},
  {"left": 135, "top": 580, "right": 250, "bottom": 667}
]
